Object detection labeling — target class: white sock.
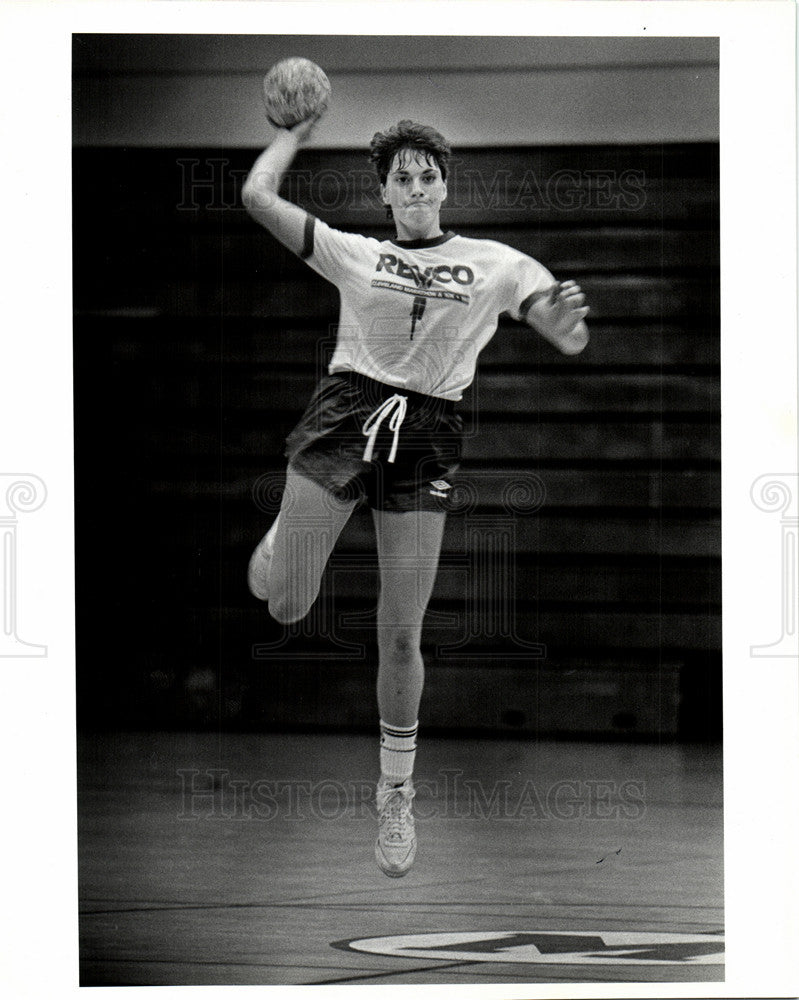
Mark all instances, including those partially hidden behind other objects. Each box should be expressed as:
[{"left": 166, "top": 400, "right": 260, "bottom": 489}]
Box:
[{"left": 379, "top": 719, "right": 418, "bottom": 784}]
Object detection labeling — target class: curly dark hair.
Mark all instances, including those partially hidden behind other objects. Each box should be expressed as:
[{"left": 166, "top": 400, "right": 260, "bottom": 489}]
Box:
[{"left": 369, "top": 120, "right": 452, "bottom": 185}]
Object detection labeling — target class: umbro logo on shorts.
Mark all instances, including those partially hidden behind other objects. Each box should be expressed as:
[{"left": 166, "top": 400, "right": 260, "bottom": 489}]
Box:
[{"left": 429, "top": 479, "right": 452, "bottom": 499}]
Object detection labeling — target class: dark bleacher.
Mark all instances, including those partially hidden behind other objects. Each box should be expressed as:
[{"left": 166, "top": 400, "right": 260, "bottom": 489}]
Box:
[{"left": 73, "top": 143, "right": 720, "bottom": 739}]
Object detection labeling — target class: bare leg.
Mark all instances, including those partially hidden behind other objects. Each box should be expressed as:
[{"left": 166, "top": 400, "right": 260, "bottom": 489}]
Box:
[
  {"left": 372, "top": 508, "right": 446, "bottom": 876},
  {"left": 257, "top": 466, "right": 357, "bottom": 624},
  {"left": 371, "top": 508, "right": 447, "bottom": 726}
]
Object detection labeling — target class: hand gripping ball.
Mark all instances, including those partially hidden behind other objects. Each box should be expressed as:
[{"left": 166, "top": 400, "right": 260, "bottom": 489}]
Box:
[{"left": 262, "top": 57, "right": 331, "bottom": 128}]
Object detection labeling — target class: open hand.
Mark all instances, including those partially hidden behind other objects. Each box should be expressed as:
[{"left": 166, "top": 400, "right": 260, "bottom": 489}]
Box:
[
  {"left": 525, "top": 278, "right": 589, "bottom": 355},
  {"left": 545, "top": 280, "right": 589, "bottom": 336}
]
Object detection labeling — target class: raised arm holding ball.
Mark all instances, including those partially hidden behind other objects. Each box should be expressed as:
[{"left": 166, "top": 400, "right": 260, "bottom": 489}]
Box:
[{"left": 243, "top": 61, "right": 588, "bottom": 878}]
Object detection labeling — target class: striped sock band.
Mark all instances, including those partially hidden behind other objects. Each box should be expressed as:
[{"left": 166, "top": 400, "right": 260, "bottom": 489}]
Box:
[{"left": 379, "top": 719, "right": 418, "bottom": 784}]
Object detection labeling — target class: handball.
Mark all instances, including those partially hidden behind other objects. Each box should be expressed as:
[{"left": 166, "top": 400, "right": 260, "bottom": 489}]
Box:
[{"left": 262, "top": 57, "right": 331, "bottom": 129}]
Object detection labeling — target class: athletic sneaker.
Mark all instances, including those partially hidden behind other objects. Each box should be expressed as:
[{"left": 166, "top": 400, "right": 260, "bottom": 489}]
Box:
[
  {"left": 247, "top": 520, "right": 277, "bottom": 601},
  {"left": 375, "top": 777, "right": 416, "bottom": 877}
]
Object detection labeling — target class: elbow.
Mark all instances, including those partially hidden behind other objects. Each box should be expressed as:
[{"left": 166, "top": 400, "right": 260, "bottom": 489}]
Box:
[
  {"left": 242, "top": 174, "right": 277, "bottom": 215},
  {"left": 241, "top": 180, "right": 258, "bottom": 215}
]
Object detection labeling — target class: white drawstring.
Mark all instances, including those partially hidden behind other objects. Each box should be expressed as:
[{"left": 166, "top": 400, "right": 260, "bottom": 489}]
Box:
[{"left": 361, "top": 394, "right": 408, "bottom": 463}]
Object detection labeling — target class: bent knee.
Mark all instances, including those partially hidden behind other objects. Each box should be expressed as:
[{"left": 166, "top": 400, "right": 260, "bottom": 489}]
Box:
[
  {"left": 268, "top": 595, "right": 312, "bottom": 625},
  {"left": 267, "top": 579, "right": 318, "bottom": 625}
]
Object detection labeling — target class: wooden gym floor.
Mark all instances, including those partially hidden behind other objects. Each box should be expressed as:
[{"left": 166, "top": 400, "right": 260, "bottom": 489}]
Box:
[{"left": 78, "top": 731, "right": 723, "bottom": 987}]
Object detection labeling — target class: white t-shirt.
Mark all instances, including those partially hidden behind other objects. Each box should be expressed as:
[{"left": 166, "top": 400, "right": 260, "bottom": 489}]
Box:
[{"left": 301, "top": 216, "right": 554, "bottom": 401}]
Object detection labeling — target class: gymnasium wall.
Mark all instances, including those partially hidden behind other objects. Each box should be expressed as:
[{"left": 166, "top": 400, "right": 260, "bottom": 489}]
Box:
[
  {"left": 73, "top": 36, "right": 720, "bottom": 739},
  {"left": 72, "top": 34, "right": 719, "bottom": 148}
]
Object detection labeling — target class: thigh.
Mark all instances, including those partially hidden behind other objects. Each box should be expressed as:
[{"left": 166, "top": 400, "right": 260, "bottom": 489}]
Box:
[
  {"left": 371, "top": 509, "right": 447, "bottom": 627},
  {"left": 270, "top": 465, "right": 358, "bottom": 599}
]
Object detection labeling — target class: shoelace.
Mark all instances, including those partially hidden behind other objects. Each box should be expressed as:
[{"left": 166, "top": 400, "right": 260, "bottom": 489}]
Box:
[
  {"left": 361, "top": 394, "right": 408, "bottom": 464},
  {"left": 379, "top": 787, "right": 415, "bottom": 842}
]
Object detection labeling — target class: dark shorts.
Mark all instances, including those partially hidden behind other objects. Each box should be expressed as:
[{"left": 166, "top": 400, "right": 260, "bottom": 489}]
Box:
[{"left": 285, "top": 371, "right": 464, "bottom": 512}]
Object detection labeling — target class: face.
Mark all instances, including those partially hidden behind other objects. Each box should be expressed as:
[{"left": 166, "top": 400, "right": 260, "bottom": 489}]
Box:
[{"left": 381, "top": 149, "right": 447, "bottom": 239}]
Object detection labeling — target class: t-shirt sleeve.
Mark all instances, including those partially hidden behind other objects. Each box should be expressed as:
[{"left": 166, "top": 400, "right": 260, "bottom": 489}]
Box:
[
  {"left": 299, "top": 215, "right": 375, "bottom": 288},
  {"left": 504, "top": 248, "right": 556, "bottom": 322}
]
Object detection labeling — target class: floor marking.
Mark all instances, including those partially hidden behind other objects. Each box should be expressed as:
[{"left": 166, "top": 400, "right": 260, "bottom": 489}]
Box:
[
  {"left": 338, "top": 930, "right": 725, "bottom": 966},
  {"left": 311, "top": 961, "right": 472, "bottom": 985}
]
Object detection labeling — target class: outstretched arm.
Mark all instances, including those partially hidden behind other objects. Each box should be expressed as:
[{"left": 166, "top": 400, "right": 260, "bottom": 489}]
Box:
[
  {"left": 242, "top": 116, "right": 320, "bottom": 256},
  {"left": 524, "top": 279, "right": 589, "bottom": 356}
]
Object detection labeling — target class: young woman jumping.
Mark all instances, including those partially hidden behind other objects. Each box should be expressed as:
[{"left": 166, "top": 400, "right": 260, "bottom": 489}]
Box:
[{"left": 242, "top": 116, "right": 588, "bottom": 877}]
